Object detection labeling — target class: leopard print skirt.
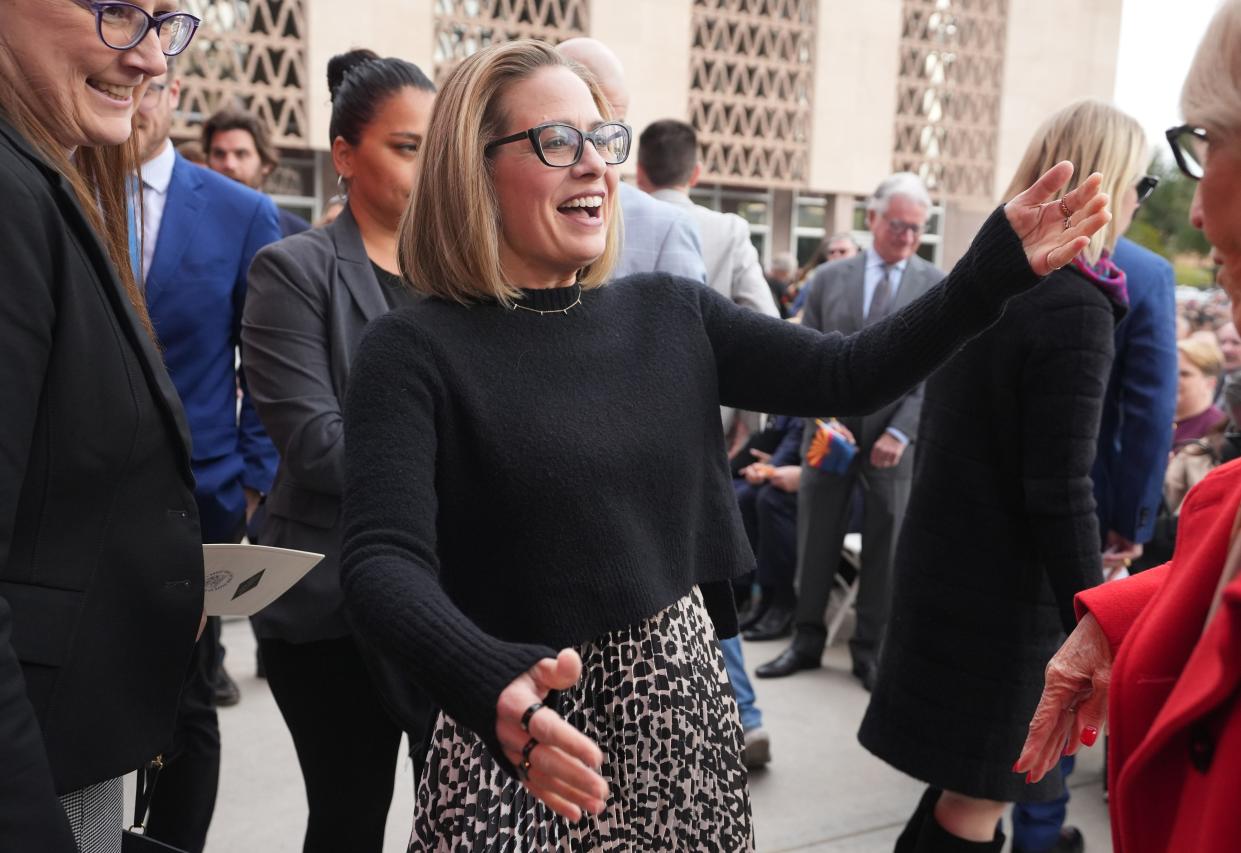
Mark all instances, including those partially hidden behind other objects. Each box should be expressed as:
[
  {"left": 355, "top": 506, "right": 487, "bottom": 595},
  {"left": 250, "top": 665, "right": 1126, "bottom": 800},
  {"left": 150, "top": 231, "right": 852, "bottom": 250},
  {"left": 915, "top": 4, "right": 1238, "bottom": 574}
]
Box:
[{"left": 409, "top": 587, "right": 755, "bottom": 852}]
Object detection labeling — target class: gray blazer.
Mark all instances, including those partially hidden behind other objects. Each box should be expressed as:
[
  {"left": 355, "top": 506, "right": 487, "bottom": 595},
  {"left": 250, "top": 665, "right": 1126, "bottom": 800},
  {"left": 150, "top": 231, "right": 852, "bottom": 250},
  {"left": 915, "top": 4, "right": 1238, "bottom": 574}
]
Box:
[
  {"left": 800, "top": 251, "right": 944, "bottom": 451},
  {"left": 612, "top": 182, "right": 707, "bottom": 283},
  {"left": 241, "top": 205, "right": 390, "bottom": 643}
]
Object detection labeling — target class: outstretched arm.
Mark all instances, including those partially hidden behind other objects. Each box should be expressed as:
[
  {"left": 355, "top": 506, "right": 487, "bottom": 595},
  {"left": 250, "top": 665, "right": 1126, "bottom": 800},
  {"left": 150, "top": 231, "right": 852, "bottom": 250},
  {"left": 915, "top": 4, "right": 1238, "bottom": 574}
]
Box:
[{"left": 704, "top": 164, "right": 1109, "bottom": 419}]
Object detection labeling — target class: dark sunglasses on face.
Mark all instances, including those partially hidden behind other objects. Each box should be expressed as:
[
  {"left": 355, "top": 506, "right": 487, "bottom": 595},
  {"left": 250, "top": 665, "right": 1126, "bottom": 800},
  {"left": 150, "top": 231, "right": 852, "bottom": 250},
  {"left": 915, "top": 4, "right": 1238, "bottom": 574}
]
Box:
[
  {"left": 485, "top": 121, "right": 632, "bottom": 168},
  {"left": 73, "top": 0, "right": 201, "bottom": 57},
  {"left": 1166, "top": 124, "right": 1207, "bottom": 181},
  {"left": 1135, "top": 174, "right": 1159, "bottom": 205}
]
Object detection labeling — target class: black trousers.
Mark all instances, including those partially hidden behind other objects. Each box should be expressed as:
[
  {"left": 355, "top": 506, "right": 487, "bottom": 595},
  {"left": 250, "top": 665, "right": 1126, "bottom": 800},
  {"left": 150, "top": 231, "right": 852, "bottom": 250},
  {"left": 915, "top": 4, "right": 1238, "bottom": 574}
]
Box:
[
  {"left": 736, "top": 480, "right": 799, "bottom": 607},
  {"left": 260, "top": 634, "right": 427, "bottom": 853},
  {"left": 145, "top": 618, "right": 220, "bottom": 853}
]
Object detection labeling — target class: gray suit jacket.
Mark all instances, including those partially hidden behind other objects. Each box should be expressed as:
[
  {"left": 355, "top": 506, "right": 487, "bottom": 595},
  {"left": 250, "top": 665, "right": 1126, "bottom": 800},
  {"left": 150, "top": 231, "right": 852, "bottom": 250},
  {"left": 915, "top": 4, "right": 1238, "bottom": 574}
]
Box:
[
  {"left": 613, "top": 182, "right": 707, "bottom": 283},
  {"left": 800, "top": 251, "right": 944, "bottom": 452},
  {"left": 650, "top": 188, "right": 778, "bottom": 317},
  {"left": 241, "top": 205, "right": 391, "bottom": 643}
]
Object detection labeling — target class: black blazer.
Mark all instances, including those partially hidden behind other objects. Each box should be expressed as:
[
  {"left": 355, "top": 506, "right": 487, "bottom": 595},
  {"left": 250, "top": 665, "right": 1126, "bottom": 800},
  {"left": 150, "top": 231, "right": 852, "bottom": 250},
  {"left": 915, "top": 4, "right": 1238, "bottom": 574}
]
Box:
[
  {"left": 0, "top": 118, "right": 203, "bottom": 845},
  {"left": 242, "top": 205, "right": 394, "bottom": 644}
]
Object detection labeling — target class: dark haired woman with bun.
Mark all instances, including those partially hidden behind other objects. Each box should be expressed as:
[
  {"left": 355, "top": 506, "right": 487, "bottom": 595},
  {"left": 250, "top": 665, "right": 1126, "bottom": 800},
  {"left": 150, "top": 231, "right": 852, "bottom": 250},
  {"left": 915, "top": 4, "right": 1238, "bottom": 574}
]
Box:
[{"left": 241, "top": 49, "right": 436, "bottom": 853}]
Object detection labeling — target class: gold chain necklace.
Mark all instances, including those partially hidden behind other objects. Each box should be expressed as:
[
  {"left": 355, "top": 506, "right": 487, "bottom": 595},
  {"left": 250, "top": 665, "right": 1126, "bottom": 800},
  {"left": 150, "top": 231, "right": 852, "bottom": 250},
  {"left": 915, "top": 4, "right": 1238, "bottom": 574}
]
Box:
[{"left": 508, "top": 284, "right": 583, "bottom": 316}]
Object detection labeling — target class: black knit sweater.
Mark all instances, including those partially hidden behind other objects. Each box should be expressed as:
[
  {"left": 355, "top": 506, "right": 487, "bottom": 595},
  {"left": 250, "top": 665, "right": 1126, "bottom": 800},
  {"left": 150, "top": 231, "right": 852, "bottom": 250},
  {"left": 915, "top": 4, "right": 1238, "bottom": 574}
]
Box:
[{"left": 341, "top": 207, "right": 1039, "bottom": 771}]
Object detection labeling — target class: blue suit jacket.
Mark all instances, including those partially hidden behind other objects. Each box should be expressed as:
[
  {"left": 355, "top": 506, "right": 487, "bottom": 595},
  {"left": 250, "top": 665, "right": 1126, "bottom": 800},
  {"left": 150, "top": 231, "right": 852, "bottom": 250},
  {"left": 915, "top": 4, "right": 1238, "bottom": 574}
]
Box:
[
  {"left": 1093, "top": 237, "right": 1178, "bottom": 544},
  {"left": 612, "top": 182, "right": 707, "bottom": 283},
  {"left": 145, "top": 154, "right": 282, "bottom": 542}
]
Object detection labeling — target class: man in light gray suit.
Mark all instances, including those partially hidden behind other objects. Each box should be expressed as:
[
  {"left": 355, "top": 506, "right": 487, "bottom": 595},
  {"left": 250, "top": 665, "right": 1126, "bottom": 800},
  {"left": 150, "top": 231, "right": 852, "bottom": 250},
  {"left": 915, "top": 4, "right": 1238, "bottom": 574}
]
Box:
[
  {"left": 756, "top": 173, "right": 943, "bottom": 690},
  {"left": 636, "top": 119, "right": 778, "bottom": 317},
  {"left": 557, "top": 39, "right": 706, "bottom": 284}
]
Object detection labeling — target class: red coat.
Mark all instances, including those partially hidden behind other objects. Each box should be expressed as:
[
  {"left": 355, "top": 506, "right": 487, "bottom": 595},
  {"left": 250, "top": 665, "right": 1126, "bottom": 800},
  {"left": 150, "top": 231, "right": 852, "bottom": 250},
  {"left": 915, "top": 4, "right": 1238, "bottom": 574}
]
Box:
[{"left": 1077, "top": 459, "right": 1241, "bottom": 853}]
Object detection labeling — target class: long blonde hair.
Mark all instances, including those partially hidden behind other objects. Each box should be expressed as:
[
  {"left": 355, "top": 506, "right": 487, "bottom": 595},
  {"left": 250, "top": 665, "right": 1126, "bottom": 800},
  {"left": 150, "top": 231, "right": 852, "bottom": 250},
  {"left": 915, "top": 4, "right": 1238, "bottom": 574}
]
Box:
[
  {"left": 0, "top": 40, "right": 154, "bottom": 342},
  {"left": 1002, "top": 99, "right": 1147, "bottom": 264},
  {"left": 399, "top": 39, "right": 620, "bottom": 305},
  {"left": 1181, "top": 0, "right": 1241, "bottom": 138}
]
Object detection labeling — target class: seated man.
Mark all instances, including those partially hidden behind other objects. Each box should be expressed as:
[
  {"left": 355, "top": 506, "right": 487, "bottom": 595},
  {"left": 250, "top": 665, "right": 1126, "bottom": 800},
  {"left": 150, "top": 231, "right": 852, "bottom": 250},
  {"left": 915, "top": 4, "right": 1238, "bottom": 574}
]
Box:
[{"left": 734, "top": 416, "right": 802, "bottom": 641}]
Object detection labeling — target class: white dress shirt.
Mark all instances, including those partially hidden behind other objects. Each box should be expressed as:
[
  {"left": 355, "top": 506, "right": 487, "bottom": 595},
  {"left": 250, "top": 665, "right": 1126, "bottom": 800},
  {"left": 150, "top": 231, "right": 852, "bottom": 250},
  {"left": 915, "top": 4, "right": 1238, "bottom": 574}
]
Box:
[{"left": 139, "top": 139, "right": 176, "bottom": 283}]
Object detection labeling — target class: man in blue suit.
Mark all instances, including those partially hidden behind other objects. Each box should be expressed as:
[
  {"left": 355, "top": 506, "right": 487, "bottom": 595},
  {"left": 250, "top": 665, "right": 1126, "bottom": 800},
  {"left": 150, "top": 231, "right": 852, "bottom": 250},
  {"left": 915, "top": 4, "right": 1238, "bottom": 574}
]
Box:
[
  {"left": 135, "top": 67, "right": 282, "bottom": 853},
  {"left": 1011, "top": 235, "right": 1178, "bottom": 853}
]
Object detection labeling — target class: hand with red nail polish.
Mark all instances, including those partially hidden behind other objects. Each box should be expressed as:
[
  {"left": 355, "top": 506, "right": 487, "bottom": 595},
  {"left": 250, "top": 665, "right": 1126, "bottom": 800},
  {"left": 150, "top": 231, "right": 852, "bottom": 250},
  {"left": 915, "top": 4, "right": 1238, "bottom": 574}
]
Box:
[{"left": 1012, "top": 614, "right": 1113, "bottom": 784}]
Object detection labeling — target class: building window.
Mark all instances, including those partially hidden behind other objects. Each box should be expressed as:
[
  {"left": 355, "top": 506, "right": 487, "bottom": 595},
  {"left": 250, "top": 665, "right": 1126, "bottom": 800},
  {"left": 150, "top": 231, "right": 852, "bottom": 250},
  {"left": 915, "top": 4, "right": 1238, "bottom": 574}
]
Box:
[
  {"left": 172, "top": 0, "right": 309, "bottom": 147},
  {"left": 792, "top": 193, "right": 828, "bottom": 267},
  {"left": 892, "top": 0, "right": 1007, "bottom": 202},
  {"left": 688, "top": 0, "right": 817, "bottom": 189},
  {"left": 433, "top": 0, "right": 589, "bottom": 83}
]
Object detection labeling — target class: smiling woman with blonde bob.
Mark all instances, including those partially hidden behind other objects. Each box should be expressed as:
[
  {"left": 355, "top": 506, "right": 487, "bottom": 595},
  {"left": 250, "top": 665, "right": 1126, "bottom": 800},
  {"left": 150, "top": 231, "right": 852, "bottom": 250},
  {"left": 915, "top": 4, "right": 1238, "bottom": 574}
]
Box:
[{"left": 340, "top": 38, "right": 1111, "bottom": 850}]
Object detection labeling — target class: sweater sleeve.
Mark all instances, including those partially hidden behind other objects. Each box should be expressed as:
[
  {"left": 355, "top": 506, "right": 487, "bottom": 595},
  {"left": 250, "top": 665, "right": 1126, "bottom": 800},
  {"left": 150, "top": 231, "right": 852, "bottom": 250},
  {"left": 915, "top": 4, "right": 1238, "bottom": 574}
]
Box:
[
  {"left": 340, "top": 313, "right": 556, "bottom": 778},
  {"left": 700, "top": 206, "right": 1040, "bottom": 418},
  {"left": 1019, "top": 293, "right": 1113, "bottom": 633}
]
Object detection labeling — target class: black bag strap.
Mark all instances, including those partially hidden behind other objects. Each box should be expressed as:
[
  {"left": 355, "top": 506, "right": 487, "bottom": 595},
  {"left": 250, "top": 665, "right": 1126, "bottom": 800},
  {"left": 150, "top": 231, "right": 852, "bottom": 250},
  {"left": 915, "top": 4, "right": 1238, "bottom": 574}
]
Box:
[{"left": 130, "top": 755, "right": 164, "bottom": 832}]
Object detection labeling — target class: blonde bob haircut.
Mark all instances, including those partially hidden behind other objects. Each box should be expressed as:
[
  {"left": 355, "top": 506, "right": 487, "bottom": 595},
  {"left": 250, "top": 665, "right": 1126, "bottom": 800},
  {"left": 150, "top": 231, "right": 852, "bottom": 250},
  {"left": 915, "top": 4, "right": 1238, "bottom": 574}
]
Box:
[
  {"left": 399, "top": 39, "right": 620, "bottom": 305},
  {"left": 1002, "top": 99, "right": 1147, "bottom": 264},
  {"left": 1181, "top": 0, "right": 1241, "bottom": 139}
]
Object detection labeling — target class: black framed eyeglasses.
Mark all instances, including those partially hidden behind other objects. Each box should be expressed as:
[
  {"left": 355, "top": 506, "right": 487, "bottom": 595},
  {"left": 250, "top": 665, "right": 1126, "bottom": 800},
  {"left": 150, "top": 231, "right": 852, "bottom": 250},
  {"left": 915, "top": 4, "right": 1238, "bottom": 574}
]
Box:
[
  {"left": 485, "top": 121, "right": 631, "bottom": 168},
  {"left": 73, "top": 0, "right": 201, "bottom": 57},
  {"left": 1166, "top": 124, "right": 1208, "bottom": 181},
  {"left": 1135, "top": 174, "right": 1159, "bottom": 205}
]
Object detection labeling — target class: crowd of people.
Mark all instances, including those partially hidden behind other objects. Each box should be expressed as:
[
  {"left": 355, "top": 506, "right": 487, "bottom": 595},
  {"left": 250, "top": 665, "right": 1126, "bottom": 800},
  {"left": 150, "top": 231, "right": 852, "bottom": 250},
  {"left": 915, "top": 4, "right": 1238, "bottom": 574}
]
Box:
[{"left": 1, "top": 1, "right": 1240, "bottom": 852}]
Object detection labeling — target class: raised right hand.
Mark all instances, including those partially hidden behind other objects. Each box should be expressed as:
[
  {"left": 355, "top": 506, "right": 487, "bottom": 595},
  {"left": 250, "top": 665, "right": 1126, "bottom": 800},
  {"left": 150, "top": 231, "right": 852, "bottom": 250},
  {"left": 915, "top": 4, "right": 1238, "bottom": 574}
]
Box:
[{"left": 495, "top": 649, "right": 609, "bottom": 820}]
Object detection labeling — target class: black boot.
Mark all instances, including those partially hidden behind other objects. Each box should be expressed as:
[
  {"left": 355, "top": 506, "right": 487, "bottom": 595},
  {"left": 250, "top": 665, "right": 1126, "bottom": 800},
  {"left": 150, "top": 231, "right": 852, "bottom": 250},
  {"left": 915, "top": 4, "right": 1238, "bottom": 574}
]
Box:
[
  {"left": 894, "top": 787, "right": 941, "bottom": 853},
  {"left": 912, "top": 809, "right": 1005, "bottom": 853}
]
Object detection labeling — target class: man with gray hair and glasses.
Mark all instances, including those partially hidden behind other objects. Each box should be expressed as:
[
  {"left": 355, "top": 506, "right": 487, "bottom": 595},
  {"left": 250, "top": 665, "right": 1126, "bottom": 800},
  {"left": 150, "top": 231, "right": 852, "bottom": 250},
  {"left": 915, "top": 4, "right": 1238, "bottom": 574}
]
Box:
[{"left": 757, "top": 172, "right": 942, "bottom": 691}]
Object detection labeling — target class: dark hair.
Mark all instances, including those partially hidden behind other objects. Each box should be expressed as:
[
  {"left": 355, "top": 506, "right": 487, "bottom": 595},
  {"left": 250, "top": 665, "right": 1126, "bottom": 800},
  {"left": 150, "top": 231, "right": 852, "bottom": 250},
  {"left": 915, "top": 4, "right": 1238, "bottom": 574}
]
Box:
[
  {"left": 201, "top": 107, "right": 279, "bottom": 170},
  {"left": 638, "top": 119, "right": 699, "bottom": 188},
  {"left": 327, "top": 48, "right": 436, "bottom": 146}
]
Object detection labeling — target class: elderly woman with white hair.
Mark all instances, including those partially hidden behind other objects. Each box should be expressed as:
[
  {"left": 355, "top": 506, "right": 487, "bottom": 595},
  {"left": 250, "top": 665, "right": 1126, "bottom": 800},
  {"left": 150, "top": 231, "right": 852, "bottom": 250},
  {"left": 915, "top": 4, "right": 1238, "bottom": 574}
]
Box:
[
  {"left": 338, "top": 38, "right": 1110, "bottom": 850},
  {"left": 1016, "top": 4, "right": 1241, "bottom": 852},
  {"left": 859, "top": 98, "right": 1152, "bottom": 852}
]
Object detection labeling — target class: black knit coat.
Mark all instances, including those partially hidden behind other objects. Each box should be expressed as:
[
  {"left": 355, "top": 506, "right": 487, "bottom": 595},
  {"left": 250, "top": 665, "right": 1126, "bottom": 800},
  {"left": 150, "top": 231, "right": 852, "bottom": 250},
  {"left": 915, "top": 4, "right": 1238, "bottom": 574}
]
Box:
[{"left": 858, "top": 265, "right": 1123, "bottom": 803}]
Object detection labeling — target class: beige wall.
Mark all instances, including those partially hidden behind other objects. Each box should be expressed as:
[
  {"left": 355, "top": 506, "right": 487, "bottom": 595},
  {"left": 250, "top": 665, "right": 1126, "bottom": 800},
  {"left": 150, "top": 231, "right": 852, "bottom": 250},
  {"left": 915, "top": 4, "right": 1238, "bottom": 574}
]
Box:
[
  {"left": 807, "top": 0, "right": 903, "bottom": 195},
  {"left": 992, "top": 0, "right": 1124, "bottom": 202},
  {"left": 305, "top": 0, "right": 436, "bottom": 151},
  {"left": 589, "top": 0, "right": 694, "bottom": 178}
]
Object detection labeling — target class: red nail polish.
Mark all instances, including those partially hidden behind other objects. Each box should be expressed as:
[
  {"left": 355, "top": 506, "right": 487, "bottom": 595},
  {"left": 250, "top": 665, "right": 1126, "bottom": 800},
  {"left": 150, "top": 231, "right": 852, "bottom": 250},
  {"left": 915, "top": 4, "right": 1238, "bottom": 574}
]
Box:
[
  {"left": 1026, "top": 772, "right": 1035, "bottom": 784},
  {"left": 1081, "top": 726, "right": 1099, "bottom": 747},
  {"left": 1011, "top": 761, "right": 1021, "bottom": 772}
]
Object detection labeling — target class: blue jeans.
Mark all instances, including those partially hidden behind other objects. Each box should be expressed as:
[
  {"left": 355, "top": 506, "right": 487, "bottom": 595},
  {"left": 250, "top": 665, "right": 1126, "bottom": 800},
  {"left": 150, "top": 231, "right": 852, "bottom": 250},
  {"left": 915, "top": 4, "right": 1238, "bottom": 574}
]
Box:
[
  {"left": 720, "top": 636, "right": 763, "bottom": 731},
  {"left": 1011, "top": 755, "right": 1074, "bottom": 851}
]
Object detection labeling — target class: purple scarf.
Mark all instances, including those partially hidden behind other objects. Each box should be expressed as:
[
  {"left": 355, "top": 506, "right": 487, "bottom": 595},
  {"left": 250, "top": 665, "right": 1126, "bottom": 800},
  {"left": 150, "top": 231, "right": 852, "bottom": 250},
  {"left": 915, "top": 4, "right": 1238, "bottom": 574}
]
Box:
[{"left": 1070, "top": 250, "right": 1129, "bottom": 306}]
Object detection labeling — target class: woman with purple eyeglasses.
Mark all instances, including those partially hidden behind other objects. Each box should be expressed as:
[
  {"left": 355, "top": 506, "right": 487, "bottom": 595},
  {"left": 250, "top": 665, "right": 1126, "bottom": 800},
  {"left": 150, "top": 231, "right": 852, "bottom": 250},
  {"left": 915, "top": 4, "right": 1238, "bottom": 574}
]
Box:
[{"left": 0, "top": 1, "right": 200, "bottom": 851}]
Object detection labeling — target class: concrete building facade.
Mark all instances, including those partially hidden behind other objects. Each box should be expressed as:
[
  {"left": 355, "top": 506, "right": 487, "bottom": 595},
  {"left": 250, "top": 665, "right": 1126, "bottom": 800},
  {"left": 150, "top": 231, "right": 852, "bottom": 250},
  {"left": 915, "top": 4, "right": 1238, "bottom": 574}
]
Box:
[{"left": 171, "top": 0, "right": 1123, "bottom": 267}]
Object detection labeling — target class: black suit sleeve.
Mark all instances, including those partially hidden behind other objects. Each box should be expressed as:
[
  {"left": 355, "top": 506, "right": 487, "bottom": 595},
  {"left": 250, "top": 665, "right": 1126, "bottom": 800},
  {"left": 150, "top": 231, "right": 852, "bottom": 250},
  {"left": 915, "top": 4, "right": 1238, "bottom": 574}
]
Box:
[{"left": 0, "top": 155, "right": 78, "bottom": 850}]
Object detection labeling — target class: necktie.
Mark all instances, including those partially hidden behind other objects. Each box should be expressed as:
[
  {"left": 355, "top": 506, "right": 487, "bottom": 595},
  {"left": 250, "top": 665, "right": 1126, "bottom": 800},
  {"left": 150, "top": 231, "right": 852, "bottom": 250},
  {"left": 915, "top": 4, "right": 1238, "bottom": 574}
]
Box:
[{"left": 867, "top": 263, "right": 896, "bottom": 324}]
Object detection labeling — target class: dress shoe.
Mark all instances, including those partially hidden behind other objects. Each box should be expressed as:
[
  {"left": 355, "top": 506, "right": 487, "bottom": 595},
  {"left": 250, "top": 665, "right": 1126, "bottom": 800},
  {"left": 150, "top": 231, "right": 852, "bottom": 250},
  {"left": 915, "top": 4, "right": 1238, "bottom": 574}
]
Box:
[
  {"left": 213, "top": 666, "right": 241, "bottom": 707},
  {"left": 742, "top": 607, "right": 793, "bottom": 641},
  {"left": 741, "top": 727, "right": 771, "bottom": 770},
  {"left": 852, "top": 661, "right": 877, "bottom": 692},
  {"left": 1012, "top": 827, "right": 1084, "bottom": 853},
  {"left": 755, "top": 645, "right": 821, "bottom": 678}
]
